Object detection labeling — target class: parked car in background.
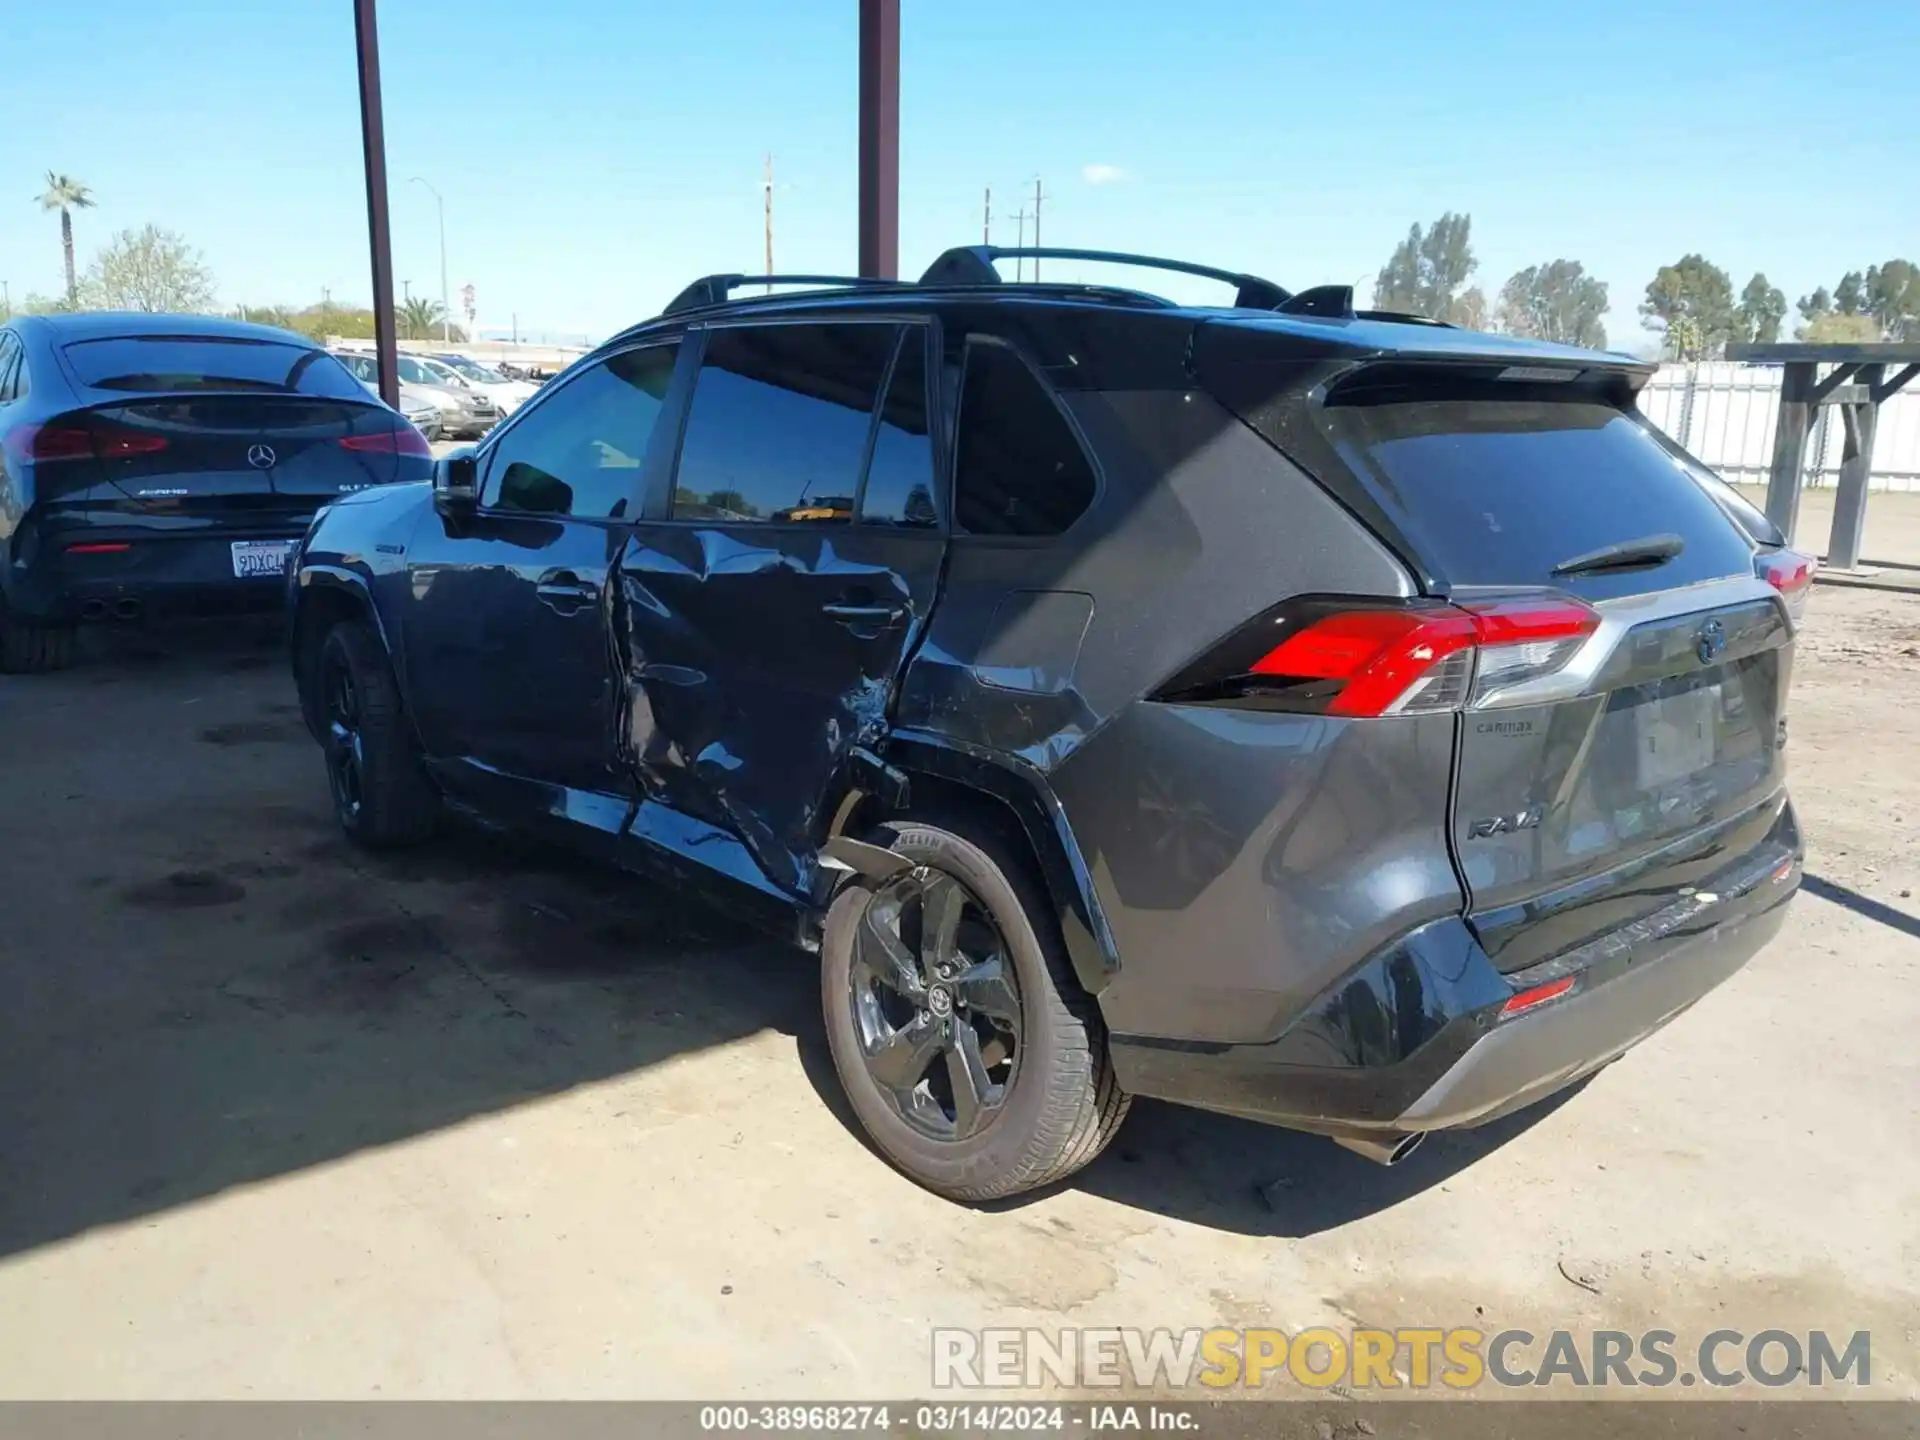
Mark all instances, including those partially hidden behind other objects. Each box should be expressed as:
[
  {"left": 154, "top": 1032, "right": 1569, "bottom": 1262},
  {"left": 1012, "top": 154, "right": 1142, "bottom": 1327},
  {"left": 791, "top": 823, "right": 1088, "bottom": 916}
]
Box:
[
  {"left": 399, "top": 391, "right": 444, "bottom": 443},
  {"left": 0, "top": 313, "right": 432, "bottom": 673},
  {"left": 332, "top": 350, "right": 497, "bottom": 439},
  {"left": 287, "top": 247, "right": 1808, "bottom": 1201},
  {"left": 428, "top": 353, "right": 538, "bottom": 414}
]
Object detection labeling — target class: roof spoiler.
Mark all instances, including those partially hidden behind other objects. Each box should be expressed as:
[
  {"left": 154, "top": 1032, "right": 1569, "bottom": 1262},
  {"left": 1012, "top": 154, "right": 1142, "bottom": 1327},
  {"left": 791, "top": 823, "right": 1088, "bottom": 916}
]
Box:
[
  {"left": 917, "top": 246, "right": 1290, "bottom": 310},
  {"left": 663, "top": 273, "right": 902, "bottom": 316}
]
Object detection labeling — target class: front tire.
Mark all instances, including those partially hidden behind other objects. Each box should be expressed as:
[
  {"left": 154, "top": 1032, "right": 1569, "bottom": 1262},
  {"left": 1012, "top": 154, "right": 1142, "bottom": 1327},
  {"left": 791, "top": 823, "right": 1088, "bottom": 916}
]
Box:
[
  {"left": 316, "top": 619, "right": 437, "bottom": 848},
  {"left": 820, "top": 821, "right": 1129, "bottom": 1201},
  {"left": 0, "top": 593, "right": 76, "bottom": 675}
]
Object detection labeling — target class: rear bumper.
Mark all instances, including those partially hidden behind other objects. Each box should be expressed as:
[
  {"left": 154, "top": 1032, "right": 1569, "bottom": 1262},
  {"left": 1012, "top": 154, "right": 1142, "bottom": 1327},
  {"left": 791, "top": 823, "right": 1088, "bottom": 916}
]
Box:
[
  {"left": 6, "top": 526, "right": 310, "bottom": 621},
  {"left": 1110, "top": 801, "right": 1801, "bottom": 1136}
]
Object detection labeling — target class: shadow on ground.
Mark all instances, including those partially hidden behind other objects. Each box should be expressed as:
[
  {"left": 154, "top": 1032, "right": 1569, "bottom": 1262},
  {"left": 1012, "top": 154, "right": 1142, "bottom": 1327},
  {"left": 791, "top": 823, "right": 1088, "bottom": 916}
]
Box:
[{"left": 2, "top": 621, "right": 1530, "bottom": 1259}]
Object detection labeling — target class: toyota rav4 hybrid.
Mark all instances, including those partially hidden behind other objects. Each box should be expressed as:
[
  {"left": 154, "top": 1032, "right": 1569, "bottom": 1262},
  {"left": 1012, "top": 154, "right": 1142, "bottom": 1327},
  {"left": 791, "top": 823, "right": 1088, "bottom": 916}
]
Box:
[
  {"left": 287, "top": 247, "right": 1811, "bottom": 1200},
  {"left": 0, "top": 314, "right": 434, "bottom": 672}
]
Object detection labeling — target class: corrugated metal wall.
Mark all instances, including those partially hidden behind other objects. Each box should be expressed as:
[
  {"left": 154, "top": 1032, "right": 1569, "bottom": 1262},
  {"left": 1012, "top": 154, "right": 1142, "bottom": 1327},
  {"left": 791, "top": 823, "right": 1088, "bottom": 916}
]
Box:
[{"left": 1638, "top": 362, "right": 1920, "bottom": 493}]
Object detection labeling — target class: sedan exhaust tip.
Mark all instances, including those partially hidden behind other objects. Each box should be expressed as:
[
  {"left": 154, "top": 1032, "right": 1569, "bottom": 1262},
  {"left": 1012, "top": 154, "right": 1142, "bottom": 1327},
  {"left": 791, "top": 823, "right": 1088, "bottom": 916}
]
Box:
[{"left": 1332, "top": 1130, "right": 1427, "bottom": 1166}]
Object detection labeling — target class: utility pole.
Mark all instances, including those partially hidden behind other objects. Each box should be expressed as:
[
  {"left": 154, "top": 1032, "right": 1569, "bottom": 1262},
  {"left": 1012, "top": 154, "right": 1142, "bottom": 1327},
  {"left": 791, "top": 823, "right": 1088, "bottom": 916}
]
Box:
[
  {"left": 410, "top": 175, "right": 450, "bottom": 343},
  {"left": 764, "top": 153, "right": 774, "bottom": 291},
  {"left": 1012, "top": 208, "right": 1029, "bottom": 281},
  {"left": 1, "top": 280, "right": 9, "bottom": 319},
  {"left": 983, "top": 186, "right": 991, "bottom": 245},
  {"left": 511, "top": 312, "right": 518, "bottom": 344},
  {"left": 352, "top": 0, "right": 398, "bottom": 405},
  {"left": 402, "top": 278, "right": 412, "bottom": 303},
  {"left": 1032, "top": 176, "right": 1046, "bottom": 281}
]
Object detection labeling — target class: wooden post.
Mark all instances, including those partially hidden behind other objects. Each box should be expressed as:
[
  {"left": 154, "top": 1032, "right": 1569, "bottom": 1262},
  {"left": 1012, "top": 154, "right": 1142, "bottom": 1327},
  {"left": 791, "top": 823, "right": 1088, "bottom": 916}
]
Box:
[
  {"left": 1763, "top": 362, "right": 1813, "bottom": 543},
  {"left": 1827, "top": 364, "right": 1884, "bottom": 570}
]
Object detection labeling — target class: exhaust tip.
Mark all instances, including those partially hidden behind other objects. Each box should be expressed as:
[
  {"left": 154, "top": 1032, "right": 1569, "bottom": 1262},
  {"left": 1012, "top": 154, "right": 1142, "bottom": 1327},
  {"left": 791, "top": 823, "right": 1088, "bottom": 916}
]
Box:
[
  {"left": 1332, "top": 1131, "right": 1427, "bottom": 1167},
  {"left": 113, "top": 598, "right": 144, "bottom": 620},
  {"left": 79, "top": 599, "right": 109, "bottom": 621}
]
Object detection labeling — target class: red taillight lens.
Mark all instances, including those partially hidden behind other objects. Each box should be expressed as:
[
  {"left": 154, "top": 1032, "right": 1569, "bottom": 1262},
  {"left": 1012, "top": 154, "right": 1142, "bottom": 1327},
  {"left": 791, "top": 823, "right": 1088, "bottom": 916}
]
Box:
[
  {"left": 92, "top": 425, "right": 169, "bottom": 459},
  {"left": 339, "top": 424, "right": 432, "bottom": 458},
  {"left": 1500, "top": 974, "right": 1577, "bottom": 1018},
  {"left": 1757, "top": 548, "right": 1815, "bottom": 622},
  {"left": 1244, "top": 596, "right": 1599, "bottom": 718},
  {"left": 65, "top": 542, "right": 132, "bottom": 555},
  {"left": 20, "top": 424, "right": 97, "bottom": 462}
]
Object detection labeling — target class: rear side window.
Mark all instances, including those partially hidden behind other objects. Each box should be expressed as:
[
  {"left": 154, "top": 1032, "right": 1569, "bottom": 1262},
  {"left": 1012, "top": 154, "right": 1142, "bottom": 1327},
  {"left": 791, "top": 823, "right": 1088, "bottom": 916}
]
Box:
[
  {"left": 0, "top": 335, "right": 22, "bottom": 403},
  {"left": 954, "top": 342, "right": 1096, "bottom": 537},
  {"left": 1324, "top": 398, "right": 1758, "bottom": 594},
  {"left": 672, "top": 323, "right": 898, "bottom": 523},
  {"left": 61, "top": 336, "right": 367, "bottom": 399},
  {"left": 481, "top": 344, "right": 678, "bottom": 520},
  {"left": 859, "top": 329, "right": 939, "bottom": 528}
]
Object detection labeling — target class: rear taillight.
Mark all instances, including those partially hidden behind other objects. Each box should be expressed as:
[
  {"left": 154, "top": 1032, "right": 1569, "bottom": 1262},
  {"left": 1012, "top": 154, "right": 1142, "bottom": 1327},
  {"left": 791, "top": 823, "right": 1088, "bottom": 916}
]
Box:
[
  {"left": 1757, "top": 548, "right": 1815, "bottom": 623},
  {"left": 1158, "top": 594, "right": 1600, "bottom": 718},
  {"left": 339, "top": 424, "right": 432, "bottom": 458},
  {"left": 65, "top": 542, "right": 133, "bottom": 555},
  {"left": 18, "top": 424, "right": 96, "bottom": 462},
  {"left": 15, "top": 420, "right": 166, "bottom": 462}
]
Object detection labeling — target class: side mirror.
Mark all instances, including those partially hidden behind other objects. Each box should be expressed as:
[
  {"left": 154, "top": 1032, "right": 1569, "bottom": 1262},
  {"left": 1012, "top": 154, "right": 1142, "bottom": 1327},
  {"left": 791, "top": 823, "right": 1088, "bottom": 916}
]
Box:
[{"left": 433, "top": 451, "right": 479, "bottom": 515}]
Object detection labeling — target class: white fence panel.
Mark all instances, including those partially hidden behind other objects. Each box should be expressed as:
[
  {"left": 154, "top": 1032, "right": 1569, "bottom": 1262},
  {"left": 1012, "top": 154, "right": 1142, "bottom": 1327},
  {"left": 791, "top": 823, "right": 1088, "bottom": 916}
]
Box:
[{"left": 1637, "top": 362, "right": 1920, "bottom": 494}]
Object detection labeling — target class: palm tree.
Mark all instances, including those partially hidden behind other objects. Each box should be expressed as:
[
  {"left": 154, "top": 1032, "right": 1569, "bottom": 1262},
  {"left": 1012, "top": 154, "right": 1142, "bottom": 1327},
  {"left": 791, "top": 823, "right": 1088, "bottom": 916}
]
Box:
[
  {"left": 399, "top": 295, "right": 444, "bottom": 340},
  {"left": 37, "top": 173, "right": 96, "bottom": 307}
]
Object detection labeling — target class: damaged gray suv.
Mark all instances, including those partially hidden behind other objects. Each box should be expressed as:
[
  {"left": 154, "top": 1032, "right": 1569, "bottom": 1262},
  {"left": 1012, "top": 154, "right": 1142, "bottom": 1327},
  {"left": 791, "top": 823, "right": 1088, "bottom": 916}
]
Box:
[{"left": 289, "top": 247, "right": 1809, "bottom": 1200}]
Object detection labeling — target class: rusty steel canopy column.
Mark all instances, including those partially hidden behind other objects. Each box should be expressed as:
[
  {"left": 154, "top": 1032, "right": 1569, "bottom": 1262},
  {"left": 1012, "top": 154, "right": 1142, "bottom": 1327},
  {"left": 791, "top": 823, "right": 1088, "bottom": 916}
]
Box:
[
  {"left": 354, "top": 0, "right": 400, "bottom": 407},
  {"left": 857, "top": 0, "right": 900, "bottom": 279}
]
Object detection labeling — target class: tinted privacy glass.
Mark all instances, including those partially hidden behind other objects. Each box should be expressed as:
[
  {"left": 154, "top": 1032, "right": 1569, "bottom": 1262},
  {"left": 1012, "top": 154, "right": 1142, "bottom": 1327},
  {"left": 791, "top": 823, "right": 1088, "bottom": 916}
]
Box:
[
  {"left": 482, "top": 344, "right": 678, "bottom": 519},
  {"left": 1325, "top": 399, "right": 1757, "bottom": 596},
  {"left": 0, "top": 336, "right": 20, "bottom": 403},
  {"left": 61, "top": 336, "right": 367, "bottom": 399},
  {"left": 860, "top": 329, "right": 938, "bottom": 528},
  {"left": 673, "top": 323, "right": 897, "bottom": 523},
  {"left": 954, "top": 342, "right": 1096, "bottom": 537}
]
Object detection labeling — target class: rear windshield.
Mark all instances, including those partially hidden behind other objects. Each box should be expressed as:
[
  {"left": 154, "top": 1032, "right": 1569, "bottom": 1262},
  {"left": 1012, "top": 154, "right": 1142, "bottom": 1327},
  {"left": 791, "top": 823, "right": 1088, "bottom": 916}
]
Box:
[
  {"left": 62, "top": 336, "right": 367, "bottom": 399},
  {"left": 1322, "top": 398, "right": 1758, "bottom": 597}
]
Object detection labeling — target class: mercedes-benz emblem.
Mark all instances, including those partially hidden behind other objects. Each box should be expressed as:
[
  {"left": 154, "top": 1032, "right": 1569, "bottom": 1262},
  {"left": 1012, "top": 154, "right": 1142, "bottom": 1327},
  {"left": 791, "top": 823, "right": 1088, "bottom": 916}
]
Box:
[{"left": 246, "top": 443, "right": 277, "bottom": 470}]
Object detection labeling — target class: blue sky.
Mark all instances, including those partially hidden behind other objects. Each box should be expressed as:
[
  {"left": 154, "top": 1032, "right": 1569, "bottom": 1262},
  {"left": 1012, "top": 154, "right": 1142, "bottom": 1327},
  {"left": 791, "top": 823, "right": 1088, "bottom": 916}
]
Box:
[{"left": 5, "top": 0, "right": 1915, "bottom": 348}]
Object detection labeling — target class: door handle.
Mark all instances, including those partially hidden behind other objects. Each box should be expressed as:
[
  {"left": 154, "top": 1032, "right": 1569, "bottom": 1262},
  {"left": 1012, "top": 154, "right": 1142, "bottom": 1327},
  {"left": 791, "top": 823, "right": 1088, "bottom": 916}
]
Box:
[
  {"left": 535, "top": 570, "right": 597, "bottom": 610},
  {"left": 822, "top": 601, "right": 906, "bottom": 628}
]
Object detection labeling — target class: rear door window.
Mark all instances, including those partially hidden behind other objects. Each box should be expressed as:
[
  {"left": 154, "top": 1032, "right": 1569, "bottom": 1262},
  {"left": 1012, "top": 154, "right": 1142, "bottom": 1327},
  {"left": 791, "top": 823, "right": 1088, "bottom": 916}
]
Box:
[
  {"left": 858, "top": 328, "right": 939, "bottom": 528},
  {"left": 61, "top": 336, "right": 367, "bottom": 399},
  {"left": 672, "top": 322, "right": 898, "bottom": 523},
  {"left": 953, "top": 341, "right": 1097, "bottom": 537},
  {"left": 1323, "top": 396, "right": 1757, "bottom": 597}
]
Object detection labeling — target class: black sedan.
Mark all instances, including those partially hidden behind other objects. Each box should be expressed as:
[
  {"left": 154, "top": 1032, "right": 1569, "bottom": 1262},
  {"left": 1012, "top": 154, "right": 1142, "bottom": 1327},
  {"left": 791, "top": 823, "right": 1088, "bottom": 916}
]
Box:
[{"left": 0, "top": 313, "right": 433, "bottom": 672}]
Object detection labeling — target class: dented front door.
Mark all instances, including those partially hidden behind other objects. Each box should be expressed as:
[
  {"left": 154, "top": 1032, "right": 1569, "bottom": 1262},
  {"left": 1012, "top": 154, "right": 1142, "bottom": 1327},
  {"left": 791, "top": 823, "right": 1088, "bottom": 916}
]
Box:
[{"left": 615, "top": 321, "right": 945, "bottom": 897}]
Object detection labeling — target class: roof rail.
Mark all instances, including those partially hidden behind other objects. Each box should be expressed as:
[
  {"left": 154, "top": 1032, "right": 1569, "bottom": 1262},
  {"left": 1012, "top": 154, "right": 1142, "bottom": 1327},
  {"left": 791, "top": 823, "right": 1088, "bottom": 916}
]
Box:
[
  {"left": 917, "top": 246, "right": 1290, "bottom": 310},
  {"left": 663, "top": 273, "right": 901, "bottom": 316},
  {"left": 1355, "top": 308, "right": 1456, "bottom": 329}
]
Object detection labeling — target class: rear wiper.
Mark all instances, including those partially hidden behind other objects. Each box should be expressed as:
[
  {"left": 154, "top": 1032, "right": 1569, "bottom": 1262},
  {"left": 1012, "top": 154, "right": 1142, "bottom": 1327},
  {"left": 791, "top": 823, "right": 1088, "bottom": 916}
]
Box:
[{"left": 1552, "top": 532, "right": 1684, "bottom": 577}]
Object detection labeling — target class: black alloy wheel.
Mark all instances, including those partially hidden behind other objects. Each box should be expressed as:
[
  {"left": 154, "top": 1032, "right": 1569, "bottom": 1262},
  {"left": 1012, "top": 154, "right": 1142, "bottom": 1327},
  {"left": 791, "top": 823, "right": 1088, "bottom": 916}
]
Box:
[{"left": 849, "top": 867, "right": 1023, "bottom": 1141}]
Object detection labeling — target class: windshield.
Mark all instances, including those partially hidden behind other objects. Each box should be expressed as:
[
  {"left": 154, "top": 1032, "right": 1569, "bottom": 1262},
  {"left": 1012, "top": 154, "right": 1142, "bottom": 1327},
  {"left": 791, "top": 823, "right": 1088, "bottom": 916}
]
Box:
[
  {"left": 63, "top": 336, "right": 367, "bottom": 398},
  {"left": 445, "top": 357, "right": 507, "bottom": 382}
]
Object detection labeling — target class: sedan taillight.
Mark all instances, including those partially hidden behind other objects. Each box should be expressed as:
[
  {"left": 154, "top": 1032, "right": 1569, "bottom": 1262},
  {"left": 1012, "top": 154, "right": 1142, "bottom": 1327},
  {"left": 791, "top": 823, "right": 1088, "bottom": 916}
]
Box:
[
  {"left": 1757, "top": 548, "right": 1816, "bottom": 623},
  {"left": 339, "top": 424, "right": 433, "bottom": 458}
]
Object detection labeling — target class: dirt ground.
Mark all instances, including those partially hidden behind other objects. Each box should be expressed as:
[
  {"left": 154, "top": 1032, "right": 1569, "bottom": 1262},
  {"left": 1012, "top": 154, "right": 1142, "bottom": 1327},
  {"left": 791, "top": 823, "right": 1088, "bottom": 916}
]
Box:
[{"left": 1, "top": 537, "right": 1916, "bottom": 1403}]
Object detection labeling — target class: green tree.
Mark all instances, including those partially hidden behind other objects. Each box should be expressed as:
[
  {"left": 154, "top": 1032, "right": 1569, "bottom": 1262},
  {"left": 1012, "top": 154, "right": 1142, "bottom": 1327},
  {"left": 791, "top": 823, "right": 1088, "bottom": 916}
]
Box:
[
  {"left": 1834, "top": 270, "right": 1866, "bottom": 316},
  {"left": 1495, "top": 259, "right": 1609, "bottom": 347},
  {"left": 1735, "top": 273, "right": 1787, "bottom": 345},
  {"left": 36, "top": 172, "right": 96, "bottom": 307},
  {"left": 1374, "top": 211, "right": 1478, "bottom": 322},
  {"left": 399, "top": 295, "right": 445, "bottom": 339},
  {"left": 78, "top": 225, "right": 217, "bottom": 313},
  {"left": 1796, "top": 286, "right": 1833, "bottom": 326},
  {"left": 1640, "top": 254, "right": 1736, "bottom": 359},
  {"left": 1801, "top": 313, "right": 1881, "bottom": 344},
  {"left": 1864, "top": 260, "right": 1920, "bottom": 341}
]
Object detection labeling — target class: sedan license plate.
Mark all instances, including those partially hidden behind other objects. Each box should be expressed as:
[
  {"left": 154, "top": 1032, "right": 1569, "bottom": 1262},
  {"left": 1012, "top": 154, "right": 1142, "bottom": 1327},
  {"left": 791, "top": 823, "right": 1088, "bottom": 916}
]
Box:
[
  {"left": 1636, "top": 684, "right": 1719, "bottom": 788},
  {"left": 231, "top": 540, "right": 296, "bottom": 579}
]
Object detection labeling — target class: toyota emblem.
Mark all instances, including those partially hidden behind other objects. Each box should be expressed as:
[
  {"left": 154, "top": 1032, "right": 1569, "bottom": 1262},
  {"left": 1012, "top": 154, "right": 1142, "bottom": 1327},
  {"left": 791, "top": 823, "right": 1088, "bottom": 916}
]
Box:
[
  {"left": 246, "top": 443, "right": 277, "bottom": 470},
  {"left": 1696, "top": 618, "right": 1726, "bottom": 664}
]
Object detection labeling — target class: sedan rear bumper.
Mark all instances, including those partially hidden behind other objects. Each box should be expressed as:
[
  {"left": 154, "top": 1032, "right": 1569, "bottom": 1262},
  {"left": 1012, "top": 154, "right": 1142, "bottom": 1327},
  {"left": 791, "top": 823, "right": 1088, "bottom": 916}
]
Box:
[
  {"left": 7, "top": 525, "right": 313, "bottom": 621},
  {"left": 1110, "top": 801, "right": 1802, "bottom": 1138}
]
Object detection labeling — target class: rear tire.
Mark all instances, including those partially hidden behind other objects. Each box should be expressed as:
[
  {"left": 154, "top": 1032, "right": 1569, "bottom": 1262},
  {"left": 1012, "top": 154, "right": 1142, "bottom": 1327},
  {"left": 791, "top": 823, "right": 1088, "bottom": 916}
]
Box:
[
  {"left": 0, "top": 594, "right": 77, "bottom": 675},
  {"left": 820, "top": 820, "right": 1130, "bottom": 1201},
  {"left": 316, "top": 619, "right": 438, "bottom": 848}
]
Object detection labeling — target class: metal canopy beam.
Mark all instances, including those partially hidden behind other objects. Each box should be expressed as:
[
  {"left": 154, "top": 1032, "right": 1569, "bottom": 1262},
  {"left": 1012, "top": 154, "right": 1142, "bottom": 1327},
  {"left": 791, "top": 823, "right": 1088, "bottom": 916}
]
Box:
[
  {"left": 857, "top": 0, "right": 900, "bottom": 280},
  {"left": 352, "top": 0, "right": 399, "bottom": 407}
]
